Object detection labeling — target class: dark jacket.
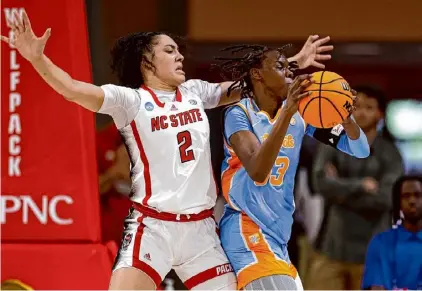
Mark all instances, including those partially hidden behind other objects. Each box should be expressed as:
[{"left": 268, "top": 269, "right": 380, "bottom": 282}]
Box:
[{"left": 312, "top": 134, "right": 404, "bottom": 263}]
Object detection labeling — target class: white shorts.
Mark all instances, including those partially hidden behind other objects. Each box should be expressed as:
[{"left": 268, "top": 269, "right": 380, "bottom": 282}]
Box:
[{"left": 113, "top": 205, "right": 236, "bottom": 290}]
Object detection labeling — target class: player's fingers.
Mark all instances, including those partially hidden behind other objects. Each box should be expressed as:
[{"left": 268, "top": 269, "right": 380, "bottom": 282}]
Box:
[
  {"left": 311, "top": 61, "right": 326, "bottom": 69},
  {"left": 351, "top": 89, "right": 357, "bottom": 96},
  {"left": 307, "top": 34, "right": 319, "bottom": 44},
  {"left": 13, "top": 11, "right": 24, "bottom": 34},
  {"left": 314, "top": 36, "right": 331, "bottom": 47},
  {"left": 291, "top": 74, "right": 311, "bottom": 90},
  {"left": 41, "top": 28, "right": 51, "bottom": 42},
  {"left": 1, "top": 35, "right": 10, "bottom": 43},
  {"left": 7, "top": 18, "right": 19, "bottom": 32},
  {"left": 297, "top": 91, "right": 312, "bottom": 99},
  {"left": 316, "top": 45, "right": 334, "bottom": 53},
  {"left": 299, "top": 79, "right": 315, "bottom": 93},
  {"left": 22, "top": 10, "right": 32, "bottom": 32},
  {"left": 315, "top": 54, "right": 332, "bottom": 61}
]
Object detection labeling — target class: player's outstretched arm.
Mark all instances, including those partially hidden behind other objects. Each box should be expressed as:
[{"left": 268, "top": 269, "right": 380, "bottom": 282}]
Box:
[
  {"left": 228, "top": 75, "right": 313, "bottom": 183},
  {"left": 1, "top": 10, "right": 104, "bottom": 112}
]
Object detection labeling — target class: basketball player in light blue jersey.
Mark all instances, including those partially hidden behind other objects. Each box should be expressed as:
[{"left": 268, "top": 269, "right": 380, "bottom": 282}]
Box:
[{"left": 216, "top": 45, "right": 370, "bottom": 290}]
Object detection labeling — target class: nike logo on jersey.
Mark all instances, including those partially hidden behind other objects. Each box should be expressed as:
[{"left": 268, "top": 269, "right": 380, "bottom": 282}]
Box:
[{"left": 151, "top": 109, "right": 203, "bottom": 132}]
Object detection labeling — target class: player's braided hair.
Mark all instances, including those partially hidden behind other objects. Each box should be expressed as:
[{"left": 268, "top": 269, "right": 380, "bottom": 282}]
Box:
[
  {"left": 110, "top": 32, "right": 185, "bottom": 89},
  {"left": 213, "top": 44, "right": 298, "bottom": 98}
]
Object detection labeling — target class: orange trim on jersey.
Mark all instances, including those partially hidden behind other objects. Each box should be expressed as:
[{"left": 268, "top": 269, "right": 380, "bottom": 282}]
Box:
[
  {"left": 237, "top": 214, "right": 297, "bottom": 290},
  {"left": 221, "top": 102, "right": 252, "bottom": 211},
  {"left": 221, "top": 143, "right": 242, "bottom": 211},
  {"left": 130, "top": 121, "right": 152, "bottom": 206},
  {"left": 140, "top": 85, "right": 182, "bottom": 107}
]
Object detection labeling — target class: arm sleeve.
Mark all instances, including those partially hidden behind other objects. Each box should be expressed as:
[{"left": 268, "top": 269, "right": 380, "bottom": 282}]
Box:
[
  {"left": 306, "top": 123, "right": 370, "bottom": 158},
  {"left": 183, "top": 79, "right": 222, "bottom": 109},
  {"left": 98, "top": 84, "right": 141, "bottom": 129},
  {"left": 312, "top": 144, "right": 364, "bottom": 202},
  {"left": 362, "top": 235, "right": 385, "bottom": 289},
  {"left": 223, "top": 106, "right": 253, "bottom": 146}
]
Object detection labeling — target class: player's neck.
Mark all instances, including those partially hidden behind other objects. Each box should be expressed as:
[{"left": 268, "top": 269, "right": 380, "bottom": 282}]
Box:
[
  {"left": 252, "top": 86, "right": 282, "bottom": 118},
  {"left": 144, "top": 78, "right": 177, "bottom": 92},
  {"left": 403, "top": 220, "right": 422, "bottom": 232}
]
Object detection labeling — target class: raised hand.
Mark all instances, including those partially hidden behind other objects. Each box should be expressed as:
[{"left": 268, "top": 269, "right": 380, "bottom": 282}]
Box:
[
  {"left": 1, "top": 9, "right": 51, "bottom": 63},
  {"left": 294, "top": 35, "right": 334, "bottom": 69},
  {"left": 284, "top": 74, "right": 314, "bottom": 115}
]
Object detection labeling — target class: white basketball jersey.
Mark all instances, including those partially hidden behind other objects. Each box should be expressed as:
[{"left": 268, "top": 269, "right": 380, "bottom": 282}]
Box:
[{"left": 116, "top": 83, "right": 217, "bottom": 214}]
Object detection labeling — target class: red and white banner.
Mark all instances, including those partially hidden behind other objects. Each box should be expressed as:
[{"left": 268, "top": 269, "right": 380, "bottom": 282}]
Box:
[{"left": 1, "top": 0, "right": 101, "bottom": 242}]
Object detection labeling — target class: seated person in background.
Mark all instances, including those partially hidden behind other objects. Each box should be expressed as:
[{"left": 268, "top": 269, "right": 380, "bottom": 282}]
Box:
[
  {"left": 362, "top": 175, "right": 422, "bottom": 290},
  {"left": 97, "top": 122, "right": 131, "bottom": 245}
]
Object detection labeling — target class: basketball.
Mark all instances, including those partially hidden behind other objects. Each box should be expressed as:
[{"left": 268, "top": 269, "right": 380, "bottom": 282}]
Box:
[{"left": 298, "top": 71, "right": 354, "bottom": 128}]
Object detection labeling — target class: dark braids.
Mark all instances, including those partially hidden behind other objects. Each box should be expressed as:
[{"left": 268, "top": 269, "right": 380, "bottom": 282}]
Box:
[
  {"left": 213, "top": 44, "right": 297, "bottom": 97},
  {"left": 110, "top": 31, "right": 185, "bottom": 89}
]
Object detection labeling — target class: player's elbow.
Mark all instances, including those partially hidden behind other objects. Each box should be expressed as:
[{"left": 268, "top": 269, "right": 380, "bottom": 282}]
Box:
[
  {"left": 248, "top": 169, "right": 269, "bottom": 183},
  {"left": 61, "top": 80, "right": 88, "bottom": 102}
]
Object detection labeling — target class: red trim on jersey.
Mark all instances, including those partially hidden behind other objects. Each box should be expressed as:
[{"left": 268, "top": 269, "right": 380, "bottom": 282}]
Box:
[
  {"left": 130, "top": 121, "right": 152, "bottom": 205},
  {"left": 132, "top": 216, "right": 163, "bottom": 288},
  {"left": 134, "top": 203, "right": 213, "bottom": 222},
  {"left": 140, "top": 85, "right": 182, "bottom": 107},
  {"left": 175, "top": 88, "right": 182, "bottom": 102},
  {"left": 184, "top": 263, "right": 234, "bottom": 289}
]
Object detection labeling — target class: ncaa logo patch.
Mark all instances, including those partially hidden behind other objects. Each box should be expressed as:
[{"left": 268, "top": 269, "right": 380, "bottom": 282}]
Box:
[
  {"left": 122, "top": 233, "right": 133, "bottom": 251},
  {"left": 290, "top": 117, "right": 296, "bottom": 125},
  {"left": 188, "top": 99, "right": 197, "bottom": 105},
  {"left": 145, "top": 102, "right": 154, "bottom": 111}
]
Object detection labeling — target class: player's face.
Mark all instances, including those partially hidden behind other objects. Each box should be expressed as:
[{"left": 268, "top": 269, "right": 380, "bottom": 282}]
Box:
[
  {"left": 352, "top": 93, "right": 382, "bottom": 131},
  {"left": 147, "top": 34, "right": 185, "bottom": 86},
  {"left": 401, "top": 180, "right": 422, "bottom": 224},
  {"left": 253, "top": 50, "right": 293, "bottom": 98}
]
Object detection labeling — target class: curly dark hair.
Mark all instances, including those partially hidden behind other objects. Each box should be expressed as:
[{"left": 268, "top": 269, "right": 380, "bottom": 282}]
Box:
[
  {"left": 110, "top": 32, "right": 185, "bottom": 88},
  {"left": 392, "top": 175, "right": 422, "bottom": 225},
  {"left": 213, "top": 44, "right": 297, "bottom": 97}
]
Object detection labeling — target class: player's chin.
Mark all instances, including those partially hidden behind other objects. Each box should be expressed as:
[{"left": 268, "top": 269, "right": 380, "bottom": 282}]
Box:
[
  {"left": 277, "top": 86, "right": 289, "bottom": 99},
  {"left": 173, "top": 72, "right": 186, "bottom": 85}
]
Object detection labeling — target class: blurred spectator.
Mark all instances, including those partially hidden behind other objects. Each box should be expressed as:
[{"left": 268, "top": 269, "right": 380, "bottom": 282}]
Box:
[
  {"left": 306, "top": 85, "right": 404, "bottom": 289},
  {"left": 362, "top": 175, "right": 422, "bottom": 290},
  {"left": 96, "top": 123, "right": 132, "bottom": 245}
]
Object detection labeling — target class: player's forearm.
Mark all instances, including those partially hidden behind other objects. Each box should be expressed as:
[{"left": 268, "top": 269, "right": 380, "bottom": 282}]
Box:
[
  {"left": 250, "top": 108, "right": 293, "bottom": 182},
  {"left": 342, "top": 117, "right": 361, "bottom": 140},
  {"left": 217, "top": 82, "right": 241, "bottom": 107},
  {"left": 31, "top": 54, "right": 78, "bottom": 99},
  {"left": 30, "top": 54, "right": 104, "bottom": 112}
]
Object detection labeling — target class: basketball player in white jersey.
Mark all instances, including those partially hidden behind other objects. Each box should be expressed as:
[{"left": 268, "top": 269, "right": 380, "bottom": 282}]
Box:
[{"left": 2, "top": 10, "right": 333, "bottom": 290}]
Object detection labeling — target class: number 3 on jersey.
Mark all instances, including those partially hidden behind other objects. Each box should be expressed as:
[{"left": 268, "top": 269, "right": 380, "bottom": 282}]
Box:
[
  {"left": 255, "top": 156, "right": 290, "bottom": 187},
  {"left": 177, "top": 131, "right": 195, "bottom": 163}
]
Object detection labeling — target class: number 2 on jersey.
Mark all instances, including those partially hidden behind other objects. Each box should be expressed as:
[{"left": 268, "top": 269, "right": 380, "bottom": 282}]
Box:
[
  {"left": 177, "top": 131, "right": 195, "bottom": 163},
  {"left": 255, "top": 156, "right": 290, "bottom": 187}
]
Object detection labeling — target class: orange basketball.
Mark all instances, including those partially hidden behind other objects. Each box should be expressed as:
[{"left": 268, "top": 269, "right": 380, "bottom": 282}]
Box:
[{"left": 298, "top": 71, "right": 354, "bottom": 128}]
